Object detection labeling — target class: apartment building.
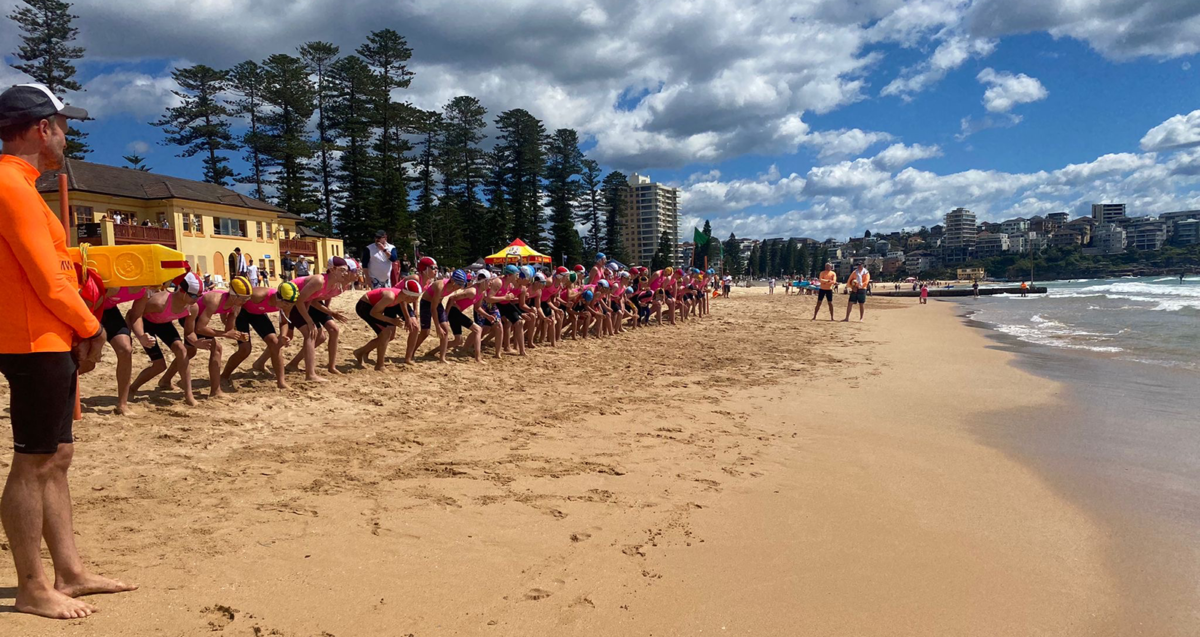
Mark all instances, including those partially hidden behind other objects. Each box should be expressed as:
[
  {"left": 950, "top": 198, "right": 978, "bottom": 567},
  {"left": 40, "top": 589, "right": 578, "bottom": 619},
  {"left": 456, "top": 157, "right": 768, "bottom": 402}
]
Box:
[{"left": 620, "top": 173, "right": 681, "bottom": 267}]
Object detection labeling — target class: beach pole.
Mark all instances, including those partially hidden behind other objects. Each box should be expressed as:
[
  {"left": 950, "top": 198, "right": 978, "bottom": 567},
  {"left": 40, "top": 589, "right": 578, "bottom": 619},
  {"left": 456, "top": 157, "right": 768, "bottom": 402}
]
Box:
[{"left": 59, "top": 173, "right": 82, "bottom": 421}]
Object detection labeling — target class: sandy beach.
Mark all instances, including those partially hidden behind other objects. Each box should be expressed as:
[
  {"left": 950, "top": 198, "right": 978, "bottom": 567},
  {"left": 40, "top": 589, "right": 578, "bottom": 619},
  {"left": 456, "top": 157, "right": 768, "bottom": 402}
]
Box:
[{"left": 0, "top": 292, "right": 1136, "bottom": 635}]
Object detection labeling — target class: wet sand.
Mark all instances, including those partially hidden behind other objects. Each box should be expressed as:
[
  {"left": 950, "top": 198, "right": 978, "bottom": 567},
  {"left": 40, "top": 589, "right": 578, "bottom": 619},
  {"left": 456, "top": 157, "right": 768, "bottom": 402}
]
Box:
[
  {"left": 958, "top": 311, "right": 1200, "bottom": 637},
  {"left": 0, "top": 293, "right": 1129, "bottom": 635}
]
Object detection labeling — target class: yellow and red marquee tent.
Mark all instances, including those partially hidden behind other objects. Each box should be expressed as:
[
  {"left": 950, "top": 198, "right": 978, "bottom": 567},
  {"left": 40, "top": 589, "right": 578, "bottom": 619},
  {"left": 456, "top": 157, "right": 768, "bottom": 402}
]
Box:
[{"left": 484, "top": 239, "right": 552, "bottom": 265}]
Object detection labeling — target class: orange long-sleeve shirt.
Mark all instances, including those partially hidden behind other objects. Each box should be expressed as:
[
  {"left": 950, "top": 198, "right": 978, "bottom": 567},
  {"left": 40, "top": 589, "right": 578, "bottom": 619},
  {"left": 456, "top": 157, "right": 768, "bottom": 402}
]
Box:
[{"left": 0, "top": 154, "right": 100, "bottom": 353}]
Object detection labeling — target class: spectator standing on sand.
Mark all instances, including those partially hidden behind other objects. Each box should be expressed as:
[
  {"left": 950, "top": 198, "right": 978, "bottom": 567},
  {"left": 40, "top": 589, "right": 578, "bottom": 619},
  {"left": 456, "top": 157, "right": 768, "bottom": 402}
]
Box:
[
  {"left": 1020, "top": 281, "right": 1029, "bottom": 298},
  {"left": 920, "top": 284, "right": 929, "bottom": 304},
  {"left": 811, "top": 262, "right": 837, "bottom": 321},
  {"left": 842, "top": 262, "right": 870, "bottom": 322},
  {"left": 972, "top": 280, "right": 980, "bottom": 298},
  {"left": 0, "top": 82, "right": 138, "bottom": 620},
  {"left": 364, "top": 230, "right": 398, "bottom": 289},
  {"left": 296, "top": 255, "right": 311, "bottom": 277},
  {"left": 768, "top": 277, "right": 775, "bottom": 295},
  {"left": 281, "top": 252, "right": 294, "bottom": 282}
]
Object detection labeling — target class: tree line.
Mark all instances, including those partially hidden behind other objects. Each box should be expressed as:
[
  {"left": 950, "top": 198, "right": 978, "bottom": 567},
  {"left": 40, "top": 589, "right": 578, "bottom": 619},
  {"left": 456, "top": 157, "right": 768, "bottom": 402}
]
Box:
[{"left": 152, "top": 33, "right": 643, "bottom": 266}]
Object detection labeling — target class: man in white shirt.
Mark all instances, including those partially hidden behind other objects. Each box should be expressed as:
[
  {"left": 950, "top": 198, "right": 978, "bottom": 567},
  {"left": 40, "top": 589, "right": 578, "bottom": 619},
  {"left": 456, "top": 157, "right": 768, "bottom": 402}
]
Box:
[
  {"left": 364, "top": 230, "right": 398, "bottom": 289},
  {"left": 246, "top": 262, "right": 259, "bottom": 287},
  {"left": 768, "top": 277, "right": 775, "bottom": 294}
]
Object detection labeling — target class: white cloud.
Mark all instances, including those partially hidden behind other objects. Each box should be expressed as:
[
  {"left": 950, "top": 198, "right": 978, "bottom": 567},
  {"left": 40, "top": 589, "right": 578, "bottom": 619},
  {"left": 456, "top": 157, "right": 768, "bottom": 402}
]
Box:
[
  {"left": 802, "top": 128, "right": 894, "bottom": 161},
  {"left": 976, "top": 68, "right": 1048, "bottom": 113},
  {"left": 966, "top": 0, "right": 1200, "bottom": 60},
  {"left": 681, "top": 165, "right": 806, "bottom": 215},
  {"left": 882, "top": 35, "right": 997, "bottom": 99},
  {"left": 74, "top": 66, "right": 185, "bottom": 120},
  {"left": 125, "top": 140, "right": 151, "bottom": 154},
  {"left": 956, "top": 113, "right": 1022, "bottom": 141},
  {"left": 689, "top": 149, "right": 1200, "bottom": 242},
  {"left": 1140, "top": 109, "right": 1200, "bottom": 152},
  {"left": 871, "top": 142, "right": 943, "bottom": 170}
]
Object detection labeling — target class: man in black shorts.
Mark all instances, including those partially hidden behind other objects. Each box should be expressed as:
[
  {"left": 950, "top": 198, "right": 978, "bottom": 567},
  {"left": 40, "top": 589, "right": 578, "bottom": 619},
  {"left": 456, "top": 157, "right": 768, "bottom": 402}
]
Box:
[
  {"left": 0, "top": 83, "right": 136, "bottom": 619},
  {"left": 812, "top": 262, "right": 837, "bottom": 321}
]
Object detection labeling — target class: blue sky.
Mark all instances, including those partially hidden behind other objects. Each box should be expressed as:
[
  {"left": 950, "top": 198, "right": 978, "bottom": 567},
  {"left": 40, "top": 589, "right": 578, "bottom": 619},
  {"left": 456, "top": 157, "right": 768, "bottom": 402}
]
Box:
[{"left": 3, "top": 0, "right": 1200, "bottom": 242}]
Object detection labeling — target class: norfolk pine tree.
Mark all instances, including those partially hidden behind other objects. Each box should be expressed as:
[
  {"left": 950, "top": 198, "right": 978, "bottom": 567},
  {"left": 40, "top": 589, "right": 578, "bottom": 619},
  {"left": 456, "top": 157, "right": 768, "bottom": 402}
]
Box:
[
  {"left": 601, "top": 170, "right": 629, "bottom": 263},
  {"left": 262, "top": 54, "right": 319, "bottom": 219},
  {"left": 545, "top": 128, "right": 585, "bottom": 266},
  {"left": 8, "top": 0, "right": 89, "bottom": 157},
  {"left": 299, "top": 41, "right": 341, "bottom": 234},
  {"left": 228, "top": 60, "right": 272, "bottom": 202},
  {"left": 152, "top": 65, "right": 237, "bottom": 185},
  {"left": 329, "top": 55, "right": 379, "bottom": 247},
  {"left": 576, "top": 159, "right": 604, "bottom": 260}
]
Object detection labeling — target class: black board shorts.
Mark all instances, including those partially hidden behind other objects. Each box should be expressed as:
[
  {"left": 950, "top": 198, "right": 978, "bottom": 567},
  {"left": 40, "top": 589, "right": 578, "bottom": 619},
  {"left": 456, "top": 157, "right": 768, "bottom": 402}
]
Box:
[
  {"left": 497, "top": 303, "right": 523, "bottom": 324},
  {"left": 237, "top": 311, "right": 278, "bottom": 341},
  {"left": 419, "top": 299, "right": 448, "bottom": 330},
  {"left": 817, "top": 289, "right": 833, "bottom": 302},
  {"left": 289, "top": 305, "right": 335, "bottom": 329},
  {"left": 143, "top": 319, "right": 182, "bottom": 361},
  {"left": 447, "top": 306, "right": 475, "bottom": 336},
  {"left": 101, "top": 306, "right": 131, "bottom": 341},
  {"left": 356, "top": 300, "right": 400, "bottom": 335},
  {"left": 0, "top": 352, "right": 77, "bottom": 454}
]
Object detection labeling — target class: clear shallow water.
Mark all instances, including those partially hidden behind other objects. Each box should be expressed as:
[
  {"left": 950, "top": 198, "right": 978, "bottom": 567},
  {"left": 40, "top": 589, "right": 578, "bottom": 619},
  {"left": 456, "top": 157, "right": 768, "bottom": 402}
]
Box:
[{"left": 965, "top": 276, "right": 1200, "bottom": 370}]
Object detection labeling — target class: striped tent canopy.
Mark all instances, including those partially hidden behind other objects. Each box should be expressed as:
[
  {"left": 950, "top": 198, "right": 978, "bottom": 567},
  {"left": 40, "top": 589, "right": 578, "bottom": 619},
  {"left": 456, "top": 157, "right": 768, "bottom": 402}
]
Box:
[{"left": 483, "top": 239, "right": 552, "bottom": 265}]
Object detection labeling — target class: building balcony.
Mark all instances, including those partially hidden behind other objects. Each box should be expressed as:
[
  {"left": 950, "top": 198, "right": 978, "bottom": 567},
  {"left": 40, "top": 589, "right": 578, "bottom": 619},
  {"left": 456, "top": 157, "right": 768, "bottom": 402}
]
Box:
[{"left": 112, "top": 223, "right": 177, "bottom": 246}]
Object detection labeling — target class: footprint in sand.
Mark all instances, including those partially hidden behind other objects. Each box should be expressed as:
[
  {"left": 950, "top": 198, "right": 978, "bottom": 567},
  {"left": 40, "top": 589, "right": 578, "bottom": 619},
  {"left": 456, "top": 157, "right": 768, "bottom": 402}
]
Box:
[
  {"left": 201, "top": 604, "right": 237, "bottom": 630},
  {"left": 570, "top": 532, "right": 592, "bottom": 543},
  {"left": 525, "top": 588, "right": 553, "bottom": 601}
]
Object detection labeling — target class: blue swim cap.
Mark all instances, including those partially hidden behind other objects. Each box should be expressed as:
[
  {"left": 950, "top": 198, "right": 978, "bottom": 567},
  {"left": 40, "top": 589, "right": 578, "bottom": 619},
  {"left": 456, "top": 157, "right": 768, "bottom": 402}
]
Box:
[
  {"left": 582, "top": 290, "right": 594, "bottom": 302},
  {"left": 626, "top": 286, "right": 635, "bottom": 295},
  {"left": 707, "top": 268, "right": 715, "bottom": 275},
  {"left": 519, "top": 265, "right": 534, "bottom": 279},
  {"left": 451, "top": 269, "right": 469, "bottom": 287},
  {"left": 595, "top": 252, "right": 606, "bottom": 261},
  {"left": 504, "top": 264, "right": 520, "bottom": 275},
  {"left": 597, "top": 279, "right": 610, "bottom": 289}
]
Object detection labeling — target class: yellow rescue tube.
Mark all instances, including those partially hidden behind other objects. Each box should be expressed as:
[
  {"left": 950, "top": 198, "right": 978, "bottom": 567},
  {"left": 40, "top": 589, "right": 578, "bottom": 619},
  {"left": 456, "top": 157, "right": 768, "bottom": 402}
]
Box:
[{"left": 68, "top": 243, "right": 190, "bottom": 288}]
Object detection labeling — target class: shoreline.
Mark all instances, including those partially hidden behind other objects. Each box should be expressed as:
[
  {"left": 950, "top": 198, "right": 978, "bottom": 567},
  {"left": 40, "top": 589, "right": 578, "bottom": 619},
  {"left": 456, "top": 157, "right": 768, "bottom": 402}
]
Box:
[
  {"left": 946, "top": 298, "right": 1200, "bottom": 636},
  {"left": 0, "top": 294, "right": 1129, "bottom": 635}
]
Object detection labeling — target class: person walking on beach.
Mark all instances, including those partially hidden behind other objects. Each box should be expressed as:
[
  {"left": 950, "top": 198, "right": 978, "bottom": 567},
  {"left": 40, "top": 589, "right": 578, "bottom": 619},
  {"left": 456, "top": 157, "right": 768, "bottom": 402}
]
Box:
[
  {"left": 811, "top": 263, "right": 837, "bottom": 321},
  {"left": 0, "top": 83, "right": 137, "bottom": 619},
  {"left": 920, "top": 283, "right": 929, "bottom": 304},
  {"left": 769, "top": 277, "right": 775, "bottom": 295},
  {"left": 842, "top": 262, "right": 870, "bottom": 322},
  {"left": 1020, "top": 280, "right": 1029, "bottom": 298},
  {"left": 972, "top": 280, "right": 980, "bottom": 298}
]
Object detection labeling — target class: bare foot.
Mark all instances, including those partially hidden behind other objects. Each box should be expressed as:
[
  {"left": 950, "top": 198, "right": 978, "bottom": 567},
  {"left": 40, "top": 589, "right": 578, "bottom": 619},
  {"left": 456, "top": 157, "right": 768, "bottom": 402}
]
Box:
[
  {"left": 221, "top": 377, "right": 239, "bottom": 393},
  {"left": 185, "top": 397, "right": 197, "bottom": 407},
  {"left": 15, "top": 586, "right": 98, "bottom": 620},
  {"left": 56, "top": 572, "right": 139, "bottom": 598},
  {"left": 353, "top": 351, "right": 367, "bottom": 368},
  {"left": 251, "top": 362, "right": 267, "bottom": 373},
  {"left": 155, "top": 380, "right": 173, "bottom": 391},
  {"left": 326, "top": 367, "right": 343, "bottom": 375},
  {"left": 276, "top": 382, "right": 291, "bottom": 390},
  {"left": 306, "top": 375, "right": 329, "bottom": 383},
  {"left": 284, "top": 364, "right": 301, "bottom": 374},
  {"left": 115, "top": 403, "right": 139, "bottom": 417}
]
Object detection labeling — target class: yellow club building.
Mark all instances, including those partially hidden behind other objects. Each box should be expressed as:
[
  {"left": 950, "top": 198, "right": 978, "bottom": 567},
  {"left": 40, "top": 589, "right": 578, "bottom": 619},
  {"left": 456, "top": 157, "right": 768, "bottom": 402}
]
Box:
[{"left": 36, "top": 160, "right": 344, "bottom": 282}]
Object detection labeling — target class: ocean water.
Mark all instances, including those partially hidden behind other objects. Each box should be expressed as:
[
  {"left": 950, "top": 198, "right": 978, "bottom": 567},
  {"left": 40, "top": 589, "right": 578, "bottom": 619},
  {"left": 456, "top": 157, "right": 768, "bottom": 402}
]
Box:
[{"left": 963, "top": 276, "right": 1200, "bottom": 371}]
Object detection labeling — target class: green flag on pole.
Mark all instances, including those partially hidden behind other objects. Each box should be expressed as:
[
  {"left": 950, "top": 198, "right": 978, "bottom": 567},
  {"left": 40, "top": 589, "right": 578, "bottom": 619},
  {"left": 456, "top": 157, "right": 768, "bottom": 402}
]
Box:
[{"left": 694, "top": 227, "right": 708, "bottom": 246}]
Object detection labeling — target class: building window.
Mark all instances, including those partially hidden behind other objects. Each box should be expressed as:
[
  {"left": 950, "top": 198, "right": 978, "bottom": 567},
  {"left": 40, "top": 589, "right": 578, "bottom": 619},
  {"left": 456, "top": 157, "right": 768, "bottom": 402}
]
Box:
[
  {"left": 70, "top": 205, "right": 94, "bottom": 224},
  {"left": 265, "top": 259, "right": 276, "bottom": 279},
  {"left": 256, "top": 222, "right": 264, "bottom": 239},
  {"left": 214, "top": 217, "right": 247, "bottom": 237}
]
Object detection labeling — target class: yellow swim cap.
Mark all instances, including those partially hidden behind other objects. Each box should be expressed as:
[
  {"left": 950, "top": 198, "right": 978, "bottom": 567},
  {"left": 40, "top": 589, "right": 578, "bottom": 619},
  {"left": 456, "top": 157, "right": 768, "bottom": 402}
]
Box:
[
  {"left": 277, "top": 281, "right": 300, "bottom": 303},
  {"left": 229, "top": 276, "right": 252, "bottom": 296}
]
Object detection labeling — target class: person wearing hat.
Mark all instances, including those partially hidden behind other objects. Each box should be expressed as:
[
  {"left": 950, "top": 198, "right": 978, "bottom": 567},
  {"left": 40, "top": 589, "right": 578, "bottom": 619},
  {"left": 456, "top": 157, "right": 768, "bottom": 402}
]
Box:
[
  {"left": 281, "top": 251, "right": 294, "bottom": 282},
  {"left": 364, "top": 230, "right": 398, "bottom": 290},
  {"left": 0, "top": 83, "right": 137, "bottom": 619}
]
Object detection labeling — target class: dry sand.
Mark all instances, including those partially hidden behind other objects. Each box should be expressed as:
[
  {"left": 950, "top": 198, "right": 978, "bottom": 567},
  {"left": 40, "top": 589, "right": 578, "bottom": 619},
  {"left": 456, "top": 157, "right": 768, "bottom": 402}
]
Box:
[{"left": 0, "top": 291, "right": 1122, "bottom": 635}]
